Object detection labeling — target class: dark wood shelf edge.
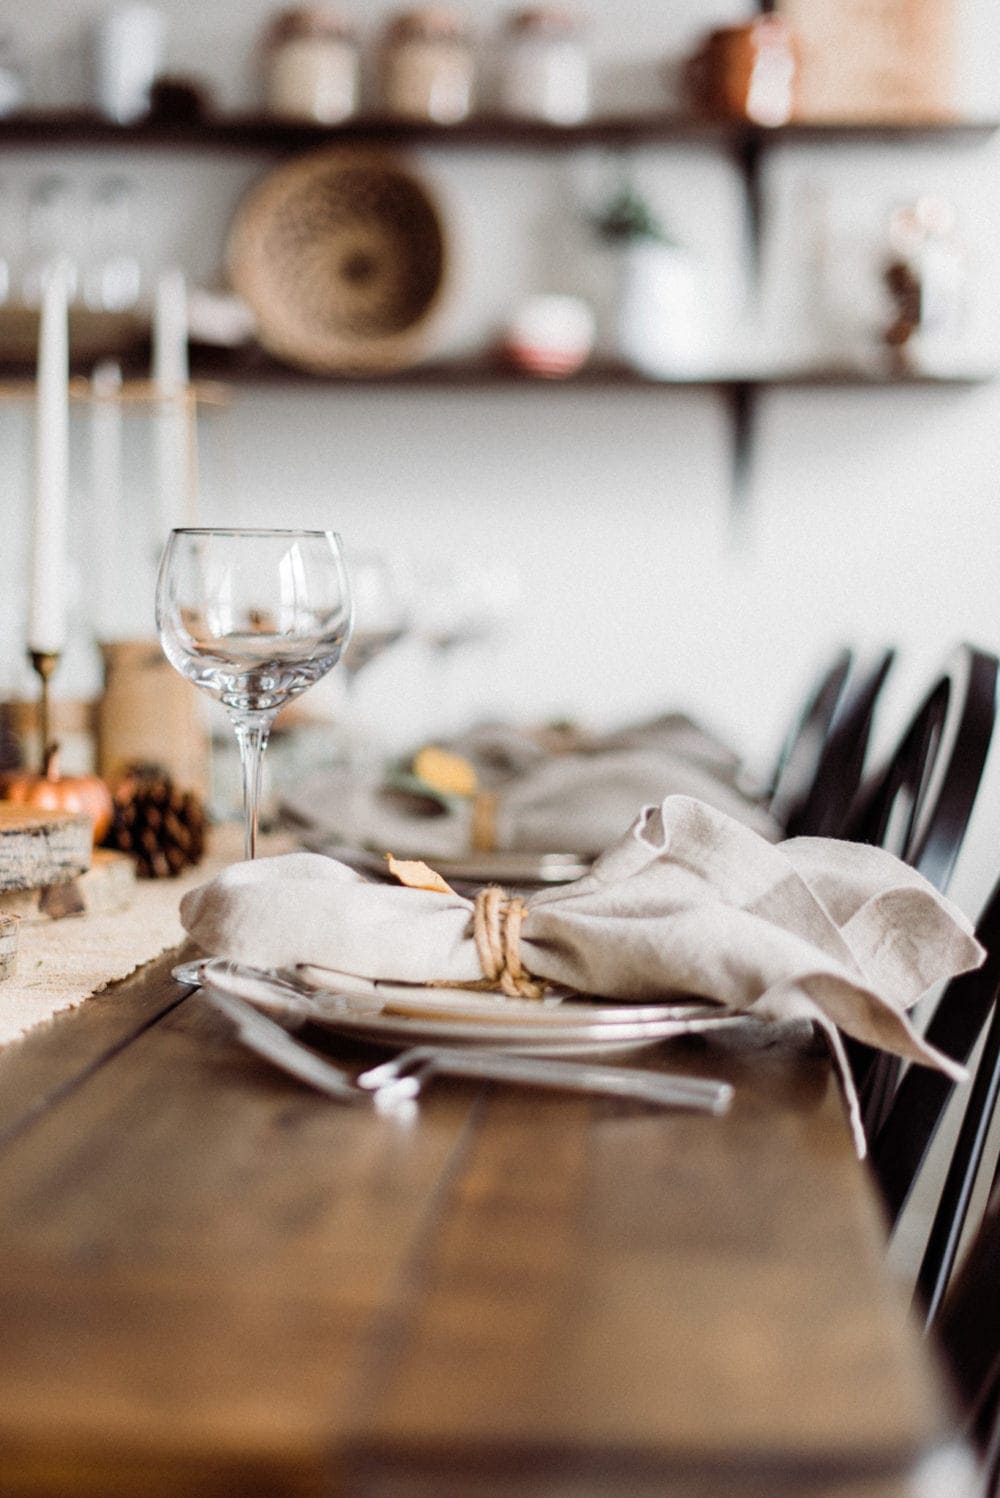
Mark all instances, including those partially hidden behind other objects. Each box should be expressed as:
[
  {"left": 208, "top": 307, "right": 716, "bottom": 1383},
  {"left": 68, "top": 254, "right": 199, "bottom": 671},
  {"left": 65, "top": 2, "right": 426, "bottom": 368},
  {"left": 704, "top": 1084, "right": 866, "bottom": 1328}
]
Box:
[
  {"left": 1, "top": 343, "right": 990, "bottom": 389},
  {"left": 0, "top": 109, "right": 996, "bottom": 152},
  {"left": 181, "top": 352, "right": 999, "bottom": 390}
]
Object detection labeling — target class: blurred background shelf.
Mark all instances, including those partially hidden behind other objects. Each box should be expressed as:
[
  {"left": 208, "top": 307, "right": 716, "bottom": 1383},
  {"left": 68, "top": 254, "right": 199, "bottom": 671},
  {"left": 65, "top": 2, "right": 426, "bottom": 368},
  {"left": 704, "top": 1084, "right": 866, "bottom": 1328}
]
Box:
[
  {"left": 129, "top": 351, "right": 1000, "bottom": 389},
  {"left": 0, "top": 110, "right": 995, "bottom": 154},
  {"left": 1, "top": 326, "right": 992, "bottom": 386},
  {"left": 0, "top": 339, "right": 991, "bottom": 387}
]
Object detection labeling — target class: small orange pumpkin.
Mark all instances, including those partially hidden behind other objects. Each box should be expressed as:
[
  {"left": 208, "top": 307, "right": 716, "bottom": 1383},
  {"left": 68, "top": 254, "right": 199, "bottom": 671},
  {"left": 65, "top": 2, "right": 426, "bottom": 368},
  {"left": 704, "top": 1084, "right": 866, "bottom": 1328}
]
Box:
[{"left": 1, "top": 745, "right": 114, "bottom": 846}]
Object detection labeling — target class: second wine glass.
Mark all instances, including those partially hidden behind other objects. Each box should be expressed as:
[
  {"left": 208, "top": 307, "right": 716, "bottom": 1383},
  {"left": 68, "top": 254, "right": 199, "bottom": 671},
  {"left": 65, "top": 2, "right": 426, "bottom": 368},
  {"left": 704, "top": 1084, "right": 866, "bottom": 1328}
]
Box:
[{"left": 155, "top": 527, "right": 353, "bottom": 860}]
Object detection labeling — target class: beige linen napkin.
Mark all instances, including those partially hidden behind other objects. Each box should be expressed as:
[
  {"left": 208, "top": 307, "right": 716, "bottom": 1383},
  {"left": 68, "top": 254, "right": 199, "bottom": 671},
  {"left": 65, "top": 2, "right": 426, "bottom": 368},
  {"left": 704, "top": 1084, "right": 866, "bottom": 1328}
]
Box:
[
  {"left": 182, "top": 795, "right": 981, "bottom": 1154},
  {"left": 584, "top": 713, "right": 745, "bottom": 783},
  {"left": 281, "top": 746, "right": 780, "bottom": 860},
  {"left": 447, "top": 713, "right": 745, "bottom": 787}
]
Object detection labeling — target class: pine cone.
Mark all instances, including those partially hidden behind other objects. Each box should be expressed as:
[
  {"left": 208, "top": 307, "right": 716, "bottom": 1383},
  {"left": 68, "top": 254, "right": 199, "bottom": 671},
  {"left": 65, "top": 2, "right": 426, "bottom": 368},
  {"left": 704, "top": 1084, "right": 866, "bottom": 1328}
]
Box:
[{"left": 105, "top": 764, "right": 207, "bottom": 879}]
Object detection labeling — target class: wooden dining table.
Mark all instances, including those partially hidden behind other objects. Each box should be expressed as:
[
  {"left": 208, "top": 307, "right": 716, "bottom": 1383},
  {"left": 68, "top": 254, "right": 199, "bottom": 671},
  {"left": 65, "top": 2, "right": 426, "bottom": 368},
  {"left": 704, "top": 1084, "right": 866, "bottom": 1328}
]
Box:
[{"left": 0, "top": 934, "right": 964, "bottom": 1497}]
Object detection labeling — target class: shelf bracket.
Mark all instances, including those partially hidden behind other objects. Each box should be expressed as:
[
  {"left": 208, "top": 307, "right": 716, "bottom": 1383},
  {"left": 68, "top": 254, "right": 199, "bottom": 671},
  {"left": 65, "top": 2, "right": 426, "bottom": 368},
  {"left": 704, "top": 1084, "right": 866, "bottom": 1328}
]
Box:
[
  {"left": 730, "top": 128, "right": 765, "bottom": 278},
  {"left": 726, "top": 379, "right": 756, "bottom": 538}
]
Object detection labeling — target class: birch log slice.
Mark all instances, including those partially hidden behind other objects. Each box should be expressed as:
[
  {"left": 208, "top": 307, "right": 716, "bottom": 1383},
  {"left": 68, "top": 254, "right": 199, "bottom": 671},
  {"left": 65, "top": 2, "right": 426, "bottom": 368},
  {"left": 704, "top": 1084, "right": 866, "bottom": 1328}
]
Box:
[{"left": 0, "top": 806, "right": 93, "bottom": 892}]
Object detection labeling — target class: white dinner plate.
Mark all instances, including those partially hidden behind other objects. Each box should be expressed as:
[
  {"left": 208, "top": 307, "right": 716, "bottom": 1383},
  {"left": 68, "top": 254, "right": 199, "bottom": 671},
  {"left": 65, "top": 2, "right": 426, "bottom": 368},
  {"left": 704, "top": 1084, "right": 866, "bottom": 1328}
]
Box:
[
  {"left": 193, "top": 959, "right": 744, "bottom": 1058},
  {"left": 309, "top": 840, "right": 592, "bottom": 886}
]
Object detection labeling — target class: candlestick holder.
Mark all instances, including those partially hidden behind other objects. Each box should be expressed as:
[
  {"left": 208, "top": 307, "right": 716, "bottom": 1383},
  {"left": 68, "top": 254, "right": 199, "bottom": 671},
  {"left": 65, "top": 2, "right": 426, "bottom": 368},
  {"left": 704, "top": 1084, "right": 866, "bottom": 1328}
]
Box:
[{"left": 28, "top": 649, "right": 61, "bottom": 767}]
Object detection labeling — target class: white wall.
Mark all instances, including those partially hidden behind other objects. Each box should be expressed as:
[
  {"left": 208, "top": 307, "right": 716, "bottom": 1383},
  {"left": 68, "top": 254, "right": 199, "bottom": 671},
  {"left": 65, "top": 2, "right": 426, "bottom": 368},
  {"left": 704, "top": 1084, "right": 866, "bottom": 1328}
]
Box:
[{"left": 4, "top": 0, "right": 1000, "bottom": 916}]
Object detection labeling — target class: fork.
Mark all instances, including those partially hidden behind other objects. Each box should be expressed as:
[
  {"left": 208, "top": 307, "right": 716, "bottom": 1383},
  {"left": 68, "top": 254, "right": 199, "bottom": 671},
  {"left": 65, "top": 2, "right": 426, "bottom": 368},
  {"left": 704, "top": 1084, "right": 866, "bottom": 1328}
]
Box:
[
  {"left": 203, "top": 984, "right": 733, "bottom": 1114},
  {"left": 357, "top": 1047, "right": 733, "bottom": 1114}
]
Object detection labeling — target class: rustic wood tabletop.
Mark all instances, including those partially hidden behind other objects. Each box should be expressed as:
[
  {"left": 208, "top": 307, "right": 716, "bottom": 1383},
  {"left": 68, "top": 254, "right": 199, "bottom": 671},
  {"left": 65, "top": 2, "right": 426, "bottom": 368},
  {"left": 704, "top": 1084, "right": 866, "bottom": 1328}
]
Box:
[{"left": 0, "top": 946, "right": 960, "bottom": 1497}]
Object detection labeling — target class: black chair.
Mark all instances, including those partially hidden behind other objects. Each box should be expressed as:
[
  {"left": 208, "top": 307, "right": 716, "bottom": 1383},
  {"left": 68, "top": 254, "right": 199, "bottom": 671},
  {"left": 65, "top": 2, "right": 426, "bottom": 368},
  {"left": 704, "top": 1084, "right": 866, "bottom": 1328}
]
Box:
[
  {"left": 869, "top": 872, "right": 1000, "bottom": 1249},
  {"left": 843, "top": 643, "right": 998, "bottom": 893},
  {"left": 870, "top": 883, "right": 1000, "bottom": 1494},
  {"left": 841, "top": 643, "right": 998, "bottom": 1137},
  {"left": 913, "top": 968, "right": 1000, "bottom": 1330},
  {"left": 765, "top": 646, "right": 853, "bottom": 830},
  {"left": 932, "top": 1170, "right": 1000, "bottom": 1495},
  {"left": 784, "top": 647, "right": 895, "bottom": 838}
]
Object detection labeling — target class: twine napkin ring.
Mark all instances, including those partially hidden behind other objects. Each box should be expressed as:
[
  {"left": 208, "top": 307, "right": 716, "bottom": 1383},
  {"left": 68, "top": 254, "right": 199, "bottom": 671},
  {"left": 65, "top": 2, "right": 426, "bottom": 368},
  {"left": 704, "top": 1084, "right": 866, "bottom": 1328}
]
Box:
[
  {"left": 473, "top": 885, "right": 545, "bottom": 1000},
  {"left": 386, "top": 854, "right": 545, "bottom": 1001}
]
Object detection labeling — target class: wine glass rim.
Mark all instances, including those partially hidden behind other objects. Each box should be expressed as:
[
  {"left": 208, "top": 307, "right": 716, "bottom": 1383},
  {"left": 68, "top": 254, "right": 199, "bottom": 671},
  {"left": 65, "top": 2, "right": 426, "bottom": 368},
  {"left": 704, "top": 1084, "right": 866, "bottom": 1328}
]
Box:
[{"left": 167, "top": 527, "right": 342, "bottom": 540}]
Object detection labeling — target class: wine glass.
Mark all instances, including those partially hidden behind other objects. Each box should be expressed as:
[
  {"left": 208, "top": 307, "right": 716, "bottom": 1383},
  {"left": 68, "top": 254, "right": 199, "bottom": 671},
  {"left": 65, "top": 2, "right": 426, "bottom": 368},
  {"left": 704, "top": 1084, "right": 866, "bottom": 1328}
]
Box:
[
  {"left": 155, "top": 528, "right": 353, "bottom": 862},
  {"left": 339, "top": 549, "right": 411, "bottom": 765},
  {"left": 341, "top": 551, "right": 410, "bottom": 678},
  {"left": 415, "top": 557, "right": 522, "bottom": 735}
]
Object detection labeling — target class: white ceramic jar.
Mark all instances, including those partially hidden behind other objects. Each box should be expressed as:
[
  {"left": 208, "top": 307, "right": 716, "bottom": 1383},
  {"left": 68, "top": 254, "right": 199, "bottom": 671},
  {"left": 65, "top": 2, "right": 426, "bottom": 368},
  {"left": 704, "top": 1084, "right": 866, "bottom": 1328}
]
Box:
[
  {"left": 380, "top": 7, "right": 474, "bottom": 124},
  {"left": 615, "top": 242, "right": 707, "bottom": 379},
  {"left": 264, "top": 7, "right": 359, "bottom": 124},
  {"left": 498, "top": 7, "right": 589, "bottom": 124}
]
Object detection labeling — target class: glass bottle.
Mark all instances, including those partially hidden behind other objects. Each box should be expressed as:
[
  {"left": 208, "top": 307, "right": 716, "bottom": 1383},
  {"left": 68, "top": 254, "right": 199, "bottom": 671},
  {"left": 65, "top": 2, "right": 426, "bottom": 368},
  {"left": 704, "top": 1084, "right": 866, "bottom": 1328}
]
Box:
[
  {"left": 21, "top": 175, "right": 78, "bottom": 307},
  {"left": 0, "top": 31, "right": 27, "bottom": 117},
  {"left": 82, "top": 176, "right": 142, "bottom": 311}
]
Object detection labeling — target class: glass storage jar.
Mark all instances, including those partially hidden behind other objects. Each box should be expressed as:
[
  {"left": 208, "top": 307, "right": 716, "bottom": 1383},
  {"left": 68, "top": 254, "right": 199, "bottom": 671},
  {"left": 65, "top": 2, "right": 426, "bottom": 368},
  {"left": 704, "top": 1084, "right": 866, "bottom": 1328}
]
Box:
[
  {"left": 498, "top": 7, "right": 589, "bottom": 124},
  {"left": 264, "top": 6, "right": 359, "bottom": 124},
  {"left": 380, "top": 7, "right": 474, "bottom": 124}
]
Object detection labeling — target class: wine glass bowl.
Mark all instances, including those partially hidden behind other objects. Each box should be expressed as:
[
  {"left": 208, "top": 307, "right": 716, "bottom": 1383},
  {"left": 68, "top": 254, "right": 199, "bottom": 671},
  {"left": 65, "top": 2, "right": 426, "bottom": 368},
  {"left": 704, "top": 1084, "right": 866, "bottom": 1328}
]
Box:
[
  {"left": 156, "top": 527, "right": 352, "bottom": 859},
  {"left": 340, "top": 550, "right": 411, "bottom": 680},
  {"left": 167, "top": 612, "right": 348, "bottom": 713}
]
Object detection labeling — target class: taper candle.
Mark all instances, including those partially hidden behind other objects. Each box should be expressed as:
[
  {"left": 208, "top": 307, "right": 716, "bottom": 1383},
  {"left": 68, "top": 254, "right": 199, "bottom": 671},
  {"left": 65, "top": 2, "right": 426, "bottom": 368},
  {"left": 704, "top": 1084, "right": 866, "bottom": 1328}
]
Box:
[
  {"left": 152, "top": 267, "right": 192, "bottom": 541},
  {"left": 28, "top": 259, "right": 70, "bottom": 654},
  {"left": 90, "top": 359, "right": 123, "bottom": 641}
]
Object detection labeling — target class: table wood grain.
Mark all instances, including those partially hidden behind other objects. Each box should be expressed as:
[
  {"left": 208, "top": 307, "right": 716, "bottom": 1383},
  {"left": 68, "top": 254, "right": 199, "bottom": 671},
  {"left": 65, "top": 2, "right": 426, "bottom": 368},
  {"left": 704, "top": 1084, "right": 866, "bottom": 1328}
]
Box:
[{"left": 0, "top": 956, "right": 958, "bottom": 1497}]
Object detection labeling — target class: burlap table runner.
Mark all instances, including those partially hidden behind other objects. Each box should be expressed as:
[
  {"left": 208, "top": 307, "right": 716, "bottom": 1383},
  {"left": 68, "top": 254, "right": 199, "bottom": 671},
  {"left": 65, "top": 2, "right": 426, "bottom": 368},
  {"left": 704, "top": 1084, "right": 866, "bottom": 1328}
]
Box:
[{"left": 0, "top": 826, "right": 288, "bottom": 1049}]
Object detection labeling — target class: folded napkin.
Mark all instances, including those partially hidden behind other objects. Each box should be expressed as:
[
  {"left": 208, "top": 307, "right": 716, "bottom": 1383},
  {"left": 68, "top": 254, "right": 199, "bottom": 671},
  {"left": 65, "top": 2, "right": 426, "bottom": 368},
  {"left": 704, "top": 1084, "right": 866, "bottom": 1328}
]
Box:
[
  {"left": 182, "top": 795, "right": 981, "bottom": 1155},
  {"left": 582, "top": 713, "right": 746, "bottom": 784},
  {"left": 281, "top": 746, "right": 780, "bottom": 860},
  {"left": 446, "top": 713, "right": 745, "bottom": 788}
]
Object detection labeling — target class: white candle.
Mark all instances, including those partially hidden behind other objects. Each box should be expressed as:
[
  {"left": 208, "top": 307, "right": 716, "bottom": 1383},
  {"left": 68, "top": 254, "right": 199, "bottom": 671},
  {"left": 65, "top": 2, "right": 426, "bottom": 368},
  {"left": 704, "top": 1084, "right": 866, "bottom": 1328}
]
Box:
[
  {"left": 152, "top": 267, "right": 193, "bottom": 540},
  {"left": 28, "top": 259, "right": 70, "bottom": 655},
  {"left": 153, "top": 267, "right": 189, "bottom": 390},
  {"left": 89, "top": 359, "right": 123, "bottom": 641}
]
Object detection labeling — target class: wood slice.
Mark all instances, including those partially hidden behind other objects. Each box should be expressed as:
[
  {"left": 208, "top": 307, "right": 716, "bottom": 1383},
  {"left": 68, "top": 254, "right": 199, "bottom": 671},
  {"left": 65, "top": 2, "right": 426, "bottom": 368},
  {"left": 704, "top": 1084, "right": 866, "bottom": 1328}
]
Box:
[
  {"left": 0, "top": 806, "right": 93, "bottom": 892},
  {"left": 0, "top": 912, "right": 17, "bottom": 980},
  {"left": 0, "top": 849, "right": 137, "bottom": 923}
]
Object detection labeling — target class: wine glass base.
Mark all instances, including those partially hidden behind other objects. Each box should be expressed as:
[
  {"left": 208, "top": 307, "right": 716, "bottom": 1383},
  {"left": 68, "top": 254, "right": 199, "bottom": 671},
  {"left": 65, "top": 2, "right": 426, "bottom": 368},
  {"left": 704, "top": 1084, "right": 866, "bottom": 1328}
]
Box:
[{"left": 171, "top": 959, "right": 206, "bottom": 988}]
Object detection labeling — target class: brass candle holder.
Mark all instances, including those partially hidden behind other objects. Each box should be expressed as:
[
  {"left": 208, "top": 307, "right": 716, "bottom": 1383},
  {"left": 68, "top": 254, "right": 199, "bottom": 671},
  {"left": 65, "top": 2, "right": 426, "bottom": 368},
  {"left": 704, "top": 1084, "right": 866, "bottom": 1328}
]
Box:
[{"left": 28, "top": 648, "right": 61, "bottom": 768}]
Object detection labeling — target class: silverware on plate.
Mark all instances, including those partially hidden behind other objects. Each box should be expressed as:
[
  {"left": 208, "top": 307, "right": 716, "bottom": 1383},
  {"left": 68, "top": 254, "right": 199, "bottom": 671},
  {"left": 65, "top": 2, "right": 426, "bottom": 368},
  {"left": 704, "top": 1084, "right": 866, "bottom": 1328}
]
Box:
[
  {"left": 356, "top": 1046, "right": 733, "bottom": 1113},
  {"left": 200, "top": 981, "right": 734, "bottom": 1114}
]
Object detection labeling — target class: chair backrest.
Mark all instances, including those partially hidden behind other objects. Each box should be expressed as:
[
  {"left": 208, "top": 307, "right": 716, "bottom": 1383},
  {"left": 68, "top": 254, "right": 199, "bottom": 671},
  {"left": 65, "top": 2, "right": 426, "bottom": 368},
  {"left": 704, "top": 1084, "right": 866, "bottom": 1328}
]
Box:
[
  {"left": 933, "top": 1173, "right": 1000, "bottom": 1487},
  {"left": 844, "top": 643, "right": 998, "bottom": 892},
  {"left": 844, "top": 644, "right": 998, "bottom": 1138},
  {"left": 913, "top": 969, "right": 1000, "bottom": 1330},
  {"left": 870, "top": 872, "right": 1000, "bottom": 1237},
  {"left": 784, "top": 648, "right": 895, "bottom": 839},
  {"left": 766, "top": 646, "right": 852, "bottom": 829}
]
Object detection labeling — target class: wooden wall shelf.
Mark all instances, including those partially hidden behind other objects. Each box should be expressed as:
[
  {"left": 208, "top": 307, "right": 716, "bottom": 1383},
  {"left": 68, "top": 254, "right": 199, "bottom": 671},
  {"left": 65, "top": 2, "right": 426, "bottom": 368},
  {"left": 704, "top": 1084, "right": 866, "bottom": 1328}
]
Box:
[
  {"left": 2, "top": 342, "right": 992, "bottom": 391},
  {"left": 178, "top": 352, "right": 993, "bottom": 390},
  {"left": 0, "top": 109, "right": 994, "bottom": 154},
  {"left": 1, "top": 108, "right": 993, "bottom": 524}
]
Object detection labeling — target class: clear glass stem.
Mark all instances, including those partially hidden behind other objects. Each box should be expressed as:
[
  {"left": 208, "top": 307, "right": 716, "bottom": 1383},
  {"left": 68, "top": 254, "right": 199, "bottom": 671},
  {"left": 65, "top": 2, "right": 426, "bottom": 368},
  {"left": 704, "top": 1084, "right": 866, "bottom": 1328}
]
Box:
[
  {"left": 341, "top": 673, "right": 362, "bottom": 773},
  {"left": 230, "top": 710, "right": 275, "bottom": 861}
]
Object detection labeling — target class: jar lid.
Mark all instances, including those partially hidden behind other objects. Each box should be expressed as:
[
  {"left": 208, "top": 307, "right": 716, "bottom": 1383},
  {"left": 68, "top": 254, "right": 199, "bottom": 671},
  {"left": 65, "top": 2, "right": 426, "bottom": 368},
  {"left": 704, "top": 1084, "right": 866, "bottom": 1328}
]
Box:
[
  {"left": 266, "top": 7, "right": 355, "bottom": 45},
  {"left": 705, "top": 16, "right": 795, "bottom": 47},
  {"left": 506, "top": 7, "right": 583, "bottom": 35},
  {"left": 383, "top": 6, "right": 470, "bottom": 43}
]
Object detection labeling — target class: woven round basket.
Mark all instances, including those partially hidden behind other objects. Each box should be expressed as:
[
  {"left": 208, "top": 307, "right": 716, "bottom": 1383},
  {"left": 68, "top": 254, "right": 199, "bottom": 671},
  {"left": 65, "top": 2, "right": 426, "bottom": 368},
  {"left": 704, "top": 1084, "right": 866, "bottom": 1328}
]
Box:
[{"left": 227, "top": 147, "right": 448, "bottom": 374}]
